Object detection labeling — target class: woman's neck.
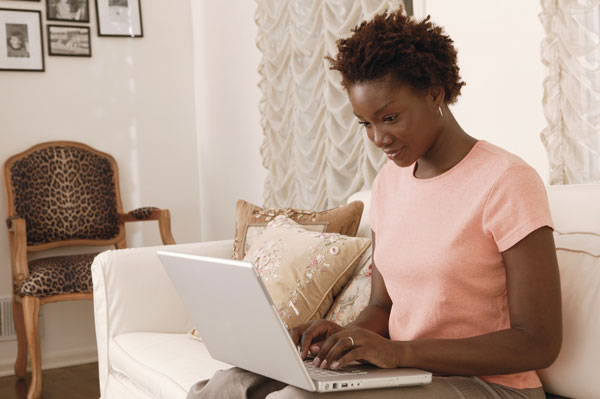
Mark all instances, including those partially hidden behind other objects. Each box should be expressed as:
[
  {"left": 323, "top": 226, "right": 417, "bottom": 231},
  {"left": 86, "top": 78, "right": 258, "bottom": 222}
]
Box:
[{"left": 413, "top": 109, "right": 478, "bottom": 179}]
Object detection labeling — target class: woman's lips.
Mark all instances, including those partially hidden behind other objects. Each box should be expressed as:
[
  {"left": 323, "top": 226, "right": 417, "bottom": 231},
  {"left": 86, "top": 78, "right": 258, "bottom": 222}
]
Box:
[{"left": 385, "top": 146, "right": 406, "bottom": 161}]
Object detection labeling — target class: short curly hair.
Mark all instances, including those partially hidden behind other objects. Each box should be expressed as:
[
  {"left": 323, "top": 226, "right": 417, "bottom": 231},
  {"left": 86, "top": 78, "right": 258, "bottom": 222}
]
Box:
[{"left": 328, "top": 9, "right": 465, "bottom": 104}]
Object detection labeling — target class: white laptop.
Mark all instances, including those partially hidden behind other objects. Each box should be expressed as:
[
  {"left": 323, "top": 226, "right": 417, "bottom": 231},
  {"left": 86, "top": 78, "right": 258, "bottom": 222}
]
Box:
[{"left": 158, "top": 250, "right": 432, "bottom": 393}]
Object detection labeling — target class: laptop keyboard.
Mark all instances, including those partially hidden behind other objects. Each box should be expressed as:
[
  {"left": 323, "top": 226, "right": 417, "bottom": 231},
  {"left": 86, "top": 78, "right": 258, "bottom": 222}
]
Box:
[{"left": 304, "top": 360, "right": 367, "bottom": 377}]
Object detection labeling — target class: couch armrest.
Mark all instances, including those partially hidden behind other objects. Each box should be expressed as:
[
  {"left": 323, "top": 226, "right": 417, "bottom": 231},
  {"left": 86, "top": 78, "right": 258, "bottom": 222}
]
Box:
[{"left": 92, "top": 239, "right": 234, "bottom": 398}]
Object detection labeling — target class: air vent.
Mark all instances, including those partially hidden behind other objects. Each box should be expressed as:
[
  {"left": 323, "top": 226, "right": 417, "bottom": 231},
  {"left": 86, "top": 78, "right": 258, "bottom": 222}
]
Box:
[{"left": 0, "top": 297, "right": 17, "bottom": 341}]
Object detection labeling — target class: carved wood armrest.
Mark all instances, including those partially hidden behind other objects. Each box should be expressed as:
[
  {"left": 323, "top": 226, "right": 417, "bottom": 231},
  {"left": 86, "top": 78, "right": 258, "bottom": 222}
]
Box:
[
  {"left": 6, "top": 215, "right": 21, "bottom": 230},
  {"left": 118, "top": 208, "right": 176, "bottom": 246},
  {"left": 6, "top": 216, "right": 29, "bottom": 290}
]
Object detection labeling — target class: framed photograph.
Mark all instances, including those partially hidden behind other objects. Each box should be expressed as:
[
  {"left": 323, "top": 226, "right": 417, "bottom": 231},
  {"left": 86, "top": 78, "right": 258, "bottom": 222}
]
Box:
[
  {"left": 47, "top": 25, "right": 91, "bottom": 57},
  {"left": 47, "top": 0, "right": 90, "bottom": 23},
  {"left": 95, "top": 0, "right": 142, "bottom": 37},
  {"left": 0, "top": 8, "right": 44, "bottom": 71}
]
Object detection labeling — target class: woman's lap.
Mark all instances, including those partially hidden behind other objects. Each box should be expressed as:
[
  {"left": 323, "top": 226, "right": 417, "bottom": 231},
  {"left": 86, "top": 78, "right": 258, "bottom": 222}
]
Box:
[
  {"left": 186, "top": 368, "right": 546, "bottom": 399},
  {"left": 266, "top": 375, "right": 546, "bottom": 399}
]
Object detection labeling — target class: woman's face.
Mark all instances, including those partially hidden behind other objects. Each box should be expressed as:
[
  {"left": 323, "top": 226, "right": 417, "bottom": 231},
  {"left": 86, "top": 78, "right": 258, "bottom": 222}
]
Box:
[
  {"left": 348, "top": 75, "right": 442, "bottom": 168},
  {"left": 8, "top": 35, "right": 23, "bottom": 50}
]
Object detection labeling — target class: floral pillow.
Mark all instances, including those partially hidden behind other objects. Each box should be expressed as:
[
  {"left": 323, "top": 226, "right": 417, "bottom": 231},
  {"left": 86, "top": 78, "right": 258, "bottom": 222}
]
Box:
[
  {"left": 243, "top": 215, "right": 371, "bottom": 329},
  {"left": 325, "top": 255, "right": 372, "bottom": 326}
]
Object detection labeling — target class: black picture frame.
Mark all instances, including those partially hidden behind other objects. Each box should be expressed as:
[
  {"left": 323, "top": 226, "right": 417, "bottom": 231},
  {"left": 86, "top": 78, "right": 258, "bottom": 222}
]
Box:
[
  {"left": 0, "top": 8, "right": 44, "bottom": 72},
  {"left": 47, "top": 0, "right": 90, "bottom": 23},
  {"left": 95, "top": 0, "right": 143, "bottom": 38},
  {"left": 47, "top": 24, "right": 91, "bottom": 57}
]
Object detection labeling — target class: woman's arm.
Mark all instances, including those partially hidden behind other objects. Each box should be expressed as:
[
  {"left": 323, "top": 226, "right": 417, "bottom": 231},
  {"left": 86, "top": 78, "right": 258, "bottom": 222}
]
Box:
[
  {"left": 316, "top": 226, "right": 563, "bottom": 375},
  {"left": 290, "top": 231, "right": 391, "bottom": 358},
  {"left": 397, "top": 226, "right": 562, "bottom": 374},
  {"left": 347, "top": 231, "right": 392, "bottom": 337}
]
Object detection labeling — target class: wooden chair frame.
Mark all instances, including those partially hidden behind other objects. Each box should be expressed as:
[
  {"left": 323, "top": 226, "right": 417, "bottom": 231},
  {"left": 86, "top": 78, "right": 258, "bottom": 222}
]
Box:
[{"left": 3, "top": 141, "right": 175, "bottom": 399}]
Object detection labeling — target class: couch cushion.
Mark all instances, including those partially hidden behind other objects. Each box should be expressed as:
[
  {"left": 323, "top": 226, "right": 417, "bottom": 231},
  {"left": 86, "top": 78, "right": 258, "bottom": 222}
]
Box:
[
  {"left": 110, "top": 332, "right": 232, "bottom": 398},
  {"left": 538, "top": 232, "right": 600, "bottom": 399}
]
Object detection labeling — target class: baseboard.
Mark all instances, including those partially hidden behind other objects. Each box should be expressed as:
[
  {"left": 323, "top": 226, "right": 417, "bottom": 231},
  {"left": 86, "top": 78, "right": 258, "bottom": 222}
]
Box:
[{"left": 0, "top": 346, "right": 98, "bottom": 377}]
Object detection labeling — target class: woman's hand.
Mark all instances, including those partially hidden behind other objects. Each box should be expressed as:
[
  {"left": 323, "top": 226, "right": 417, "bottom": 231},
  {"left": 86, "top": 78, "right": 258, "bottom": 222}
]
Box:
[
  {"left": 311, "top": 326, "right": 401, "bottom": 370},
  {"left": 289, "top": 319, "right": 343, "bottom": 360}
]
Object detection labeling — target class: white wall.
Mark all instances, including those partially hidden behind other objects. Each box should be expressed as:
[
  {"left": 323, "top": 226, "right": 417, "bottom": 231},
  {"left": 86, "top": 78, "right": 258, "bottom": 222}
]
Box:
[
  {"left": 190, "top": 2, "right": 266, "bottom": 241},
  {"left": 0, "top": 1, "right": 200, "bottom": 374},
  {"left": 424, "top": 0, "right": 549, "bottom": 181}
]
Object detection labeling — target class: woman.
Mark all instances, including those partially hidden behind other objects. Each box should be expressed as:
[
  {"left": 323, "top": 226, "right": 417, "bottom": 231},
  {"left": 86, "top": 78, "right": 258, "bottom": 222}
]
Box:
[{"left": 189, "top": 8, "right": 561, "bottom": 399}]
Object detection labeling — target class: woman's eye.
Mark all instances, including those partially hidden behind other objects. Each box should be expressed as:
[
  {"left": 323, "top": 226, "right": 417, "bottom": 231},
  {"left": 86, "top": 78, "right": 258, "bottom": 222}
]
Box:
[
  {"left": 383, "top": 114, "right": 398, "bottom": 122},
  {"left": 358, "top": 121, "right": 371, "bottom": 128}
]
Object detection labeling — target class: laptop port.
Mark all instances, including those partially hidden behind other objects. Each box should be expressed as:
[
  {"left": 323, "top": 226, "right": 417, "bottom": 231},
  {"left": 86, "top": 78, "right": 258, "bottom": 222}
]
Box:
[
  {"left": 332, "top": 383, "right": 337, "bottom": 389},
  {"left": 341, "top": 383, "right": 348, "bottom": 388}
]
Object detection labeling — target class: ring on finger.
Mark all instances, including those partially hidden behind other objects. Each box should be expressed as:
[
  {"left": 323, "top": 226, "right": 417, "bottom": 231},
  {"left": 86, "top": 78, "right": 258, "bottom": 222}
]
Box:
[{"left": 347, "top": 336, "right": 354, "bottom": 347}]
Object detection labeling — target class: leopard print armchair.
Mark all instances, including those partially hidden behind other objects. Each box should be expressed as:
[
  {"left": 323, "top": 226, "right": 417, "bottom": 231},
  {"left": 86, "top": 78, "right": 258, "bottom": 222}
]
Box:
[{"left": 3, "top": 141, "right": 176, "bottom": 399}]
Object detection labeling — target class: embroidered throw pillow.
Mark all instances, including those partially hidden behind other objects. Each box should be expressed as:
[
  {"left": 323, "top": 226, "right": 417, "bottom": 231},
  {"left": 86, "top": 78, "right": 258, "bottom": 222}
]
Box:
[
  {"left": 243, "top": 215, "right": 371, "bottom": 329},
  {"left": 233, "top": 200, "right": 364, "bottom": 260},
  {"left": 325, "top": 253, "right": 372, "bottom": 326}
]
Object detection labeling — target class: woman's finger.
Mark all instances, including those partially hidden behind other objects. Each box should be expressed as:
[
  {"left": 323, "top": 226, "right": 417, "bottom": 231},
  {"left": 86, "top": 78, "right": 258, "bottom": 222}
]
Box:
[
  {"left": 329, "top": 348, "right": 362, "bottom": 371},
  {"left": 319, "top": 335, "right": 356, "bottom": 369},
  {"left": 313, "top": 331, "right": 350, "bottom": 367},
  {"left": 289, "top": 324, "right": 307, "bottom": 346},
  {"left": 299, "top": 322, "right": 330, "bottom": 359}
]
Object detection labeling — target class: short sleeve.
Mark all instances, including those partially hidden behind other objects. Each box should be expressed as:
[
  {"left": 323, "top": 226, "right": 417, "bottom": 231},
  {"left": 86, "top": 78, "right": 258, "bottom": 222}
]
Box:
[{"left": 482, "top": 164, "right": 554, "bottom": 252}]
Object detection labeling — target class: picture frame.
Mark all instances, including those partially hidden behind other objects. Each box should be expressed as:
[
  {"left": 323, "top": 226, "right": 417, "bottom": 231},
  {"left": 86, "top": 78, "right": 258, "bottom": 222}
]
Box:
[
  {"left": 47, "top": 0, "right": 90, "bottom": 23},
  {"left": 95, "top": 0, "right": 143, "bottom": 37},
  {"left": 0, "top": 8, "right": 44, "bottom": 72},
  {"left": 47, "top": 24, "right": 91, "bottom": 57}
]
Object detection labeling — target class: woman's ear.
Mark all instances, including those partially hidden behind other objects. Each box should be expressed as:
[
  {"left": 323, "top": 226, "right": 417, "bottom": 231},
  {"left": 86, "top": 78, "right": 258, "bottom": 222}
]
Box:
[{"left": 428, "top": 87, "right": 446, "bottom": 107}]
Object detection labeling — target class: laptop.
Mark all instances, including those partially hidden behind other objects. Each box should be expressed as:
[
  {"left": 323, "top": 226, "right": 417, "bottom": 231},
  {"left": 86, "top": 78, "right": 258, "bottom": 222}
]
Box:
[{"left": 158, "top": 250, "right": 432, "bottom": 393}]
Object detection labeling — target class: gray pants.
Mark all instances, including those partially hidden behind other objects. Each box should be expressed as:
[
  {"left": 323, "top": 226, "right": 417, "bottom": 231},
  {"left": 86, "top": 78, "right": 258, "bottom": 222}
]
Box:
[{"left": 186, "top": 368, "right": 547, "bottom": 399}]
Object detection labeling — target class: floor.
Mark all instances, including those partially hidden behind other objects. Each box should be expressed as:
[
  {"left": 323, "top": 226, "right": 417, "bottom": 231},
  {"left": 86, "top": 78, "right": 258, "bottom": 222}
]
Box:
[
  {"left": 0, "top": 362, "right": 100, "bottom": 399},
  {"left": 0, "top": 362, "right": 570, "bottom": 398}
]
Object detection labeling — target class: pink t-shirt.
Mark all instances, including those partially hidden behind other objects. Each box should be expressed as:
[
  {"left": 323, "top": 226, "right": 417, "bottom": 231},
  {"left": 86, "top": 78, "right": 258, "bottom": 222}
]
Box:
[{"left": 370, "top": 140, "right": 553, "bottom": 389}]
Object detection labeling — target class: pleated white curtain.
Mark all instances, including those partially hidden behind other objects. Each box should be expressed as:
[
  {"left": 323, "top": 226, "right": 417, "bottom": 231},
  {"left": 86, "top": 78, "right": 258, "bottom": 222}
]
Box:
[
  {"left": 540, "top": 0, "right": 600, "bottom": 184},
  {"left": 256, "top": 0, "right": 402, "bottom": 210}
]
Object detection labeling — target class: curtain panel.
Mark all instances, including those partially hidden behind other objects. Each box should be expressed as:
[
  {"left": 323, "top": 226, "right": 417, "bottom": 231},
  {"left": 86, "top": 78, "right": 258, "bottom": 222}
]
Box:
[
  {"left": 256, "top": 0, "right": 402, "bottom": 210},
  {"left": 540, "top": 0, "right": 600, "bottom": 184}
]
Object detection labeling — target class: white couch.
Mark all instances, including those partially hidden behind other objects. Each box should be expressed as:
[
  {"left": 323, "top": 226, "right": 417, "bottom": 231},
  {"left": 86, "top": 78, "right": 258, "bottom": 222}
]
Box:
[{"left": 92, "top": 185, "right": 600, "bottom": 399}]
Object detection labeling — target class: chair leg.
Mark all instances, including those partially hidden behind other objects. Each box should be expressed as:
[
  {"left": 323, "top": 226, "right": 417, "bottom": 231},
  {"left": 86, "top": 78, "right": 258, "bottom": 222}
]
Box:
[
  {"left": 12, "top": 298, "right": 28, "bottom": 379},
  {"left": 22, "top": 296, "right": 42, "bottom": 399}
]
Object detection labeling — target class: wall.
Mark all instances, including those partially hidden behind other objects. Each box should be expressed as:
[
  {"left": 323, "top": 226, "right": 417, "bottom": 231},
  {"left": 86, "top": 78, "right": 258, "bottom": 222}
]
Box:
[
  {"left": 0, "top": 1, "right": 200, "bottom": 375},
  {"left": 190, "top": 2, "right": 266, "bottom": 241},
  {"left": 423, "top": 0, "right": 549, "bottom": 180}
]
